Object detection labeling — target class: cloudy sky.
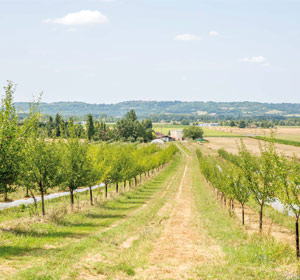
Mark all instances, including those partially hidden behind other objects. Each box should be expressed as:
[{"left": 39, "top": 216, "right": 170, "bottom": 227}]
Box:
[{"left": 0, "top": 0, "right": 299, "bottom": 103}]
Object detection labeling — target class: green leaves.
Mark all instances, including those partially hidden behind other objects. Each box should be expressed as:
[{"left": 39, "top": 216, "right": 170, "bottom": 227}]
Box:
[
  {"left": 183, "top": 126, "right": 204, "bottom": 140},
  {"left": 0, "top": 82, "right": 23, "bottom": 199}
]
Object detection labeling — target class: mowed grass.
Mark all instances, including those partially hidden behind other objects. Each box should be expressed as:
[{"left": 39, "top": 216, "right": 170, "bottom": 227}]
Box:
[
  {"left": 188, "top": 147, "right": 298, "bottom": 279},
  {"left": 0, "top": 155, "right": 183, "bottom": 280}
]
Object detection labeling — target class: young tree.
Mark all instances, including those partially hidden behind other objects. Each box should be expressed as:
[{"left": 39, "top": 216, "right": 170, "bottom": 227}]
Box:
[
  {"left": 227, "top": 167, "right": 250, "bottom": 225},
  {"left": 275, "top": 155, "right": 300, "bottom": 258},
  {"left": 61, "top": 138, "right": 91, "bottom": 207},
  {"left": 239, "top": 140, "right": 277, "bottom": 232},
  {"left": 55, "top": 113, "right": 64, "bottom": 137},
  {"left": 0, "top": 82, "right": 23, "bottom": 201},
  {"left": 46, "top": 116, "right": 55, "bottom": 137},
  {"left": 86, "top": 114, "right": 95, "bottom": 140},
  {"left": 20, "top": 138, "right": 62, "bottom": 215}
]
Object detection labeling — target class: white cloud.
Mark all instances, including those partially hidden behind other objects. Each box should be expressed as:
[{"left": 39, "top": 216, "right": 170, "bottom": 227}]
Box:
[
  {"left": 239, "top": 56, "right": 266, "bottom": 63},
  {"left": 209, "top": 30, "right": 219, "bottom": 37},
  {"left": 43, "top": 10, "right": 108, "bottom": 26},
  {"left": 174, "top": 34, "right": 200, "bottom": 41}
]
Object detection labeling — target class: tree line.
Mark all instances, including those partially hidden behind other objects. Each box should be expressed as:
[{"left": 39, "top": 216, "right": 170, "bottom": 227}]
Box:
[
  {"left": 197, "top": 142, "right": 300, "bottom": 257},
  {"left": 0, "top": 82, "right": 178, "bottom": 215},
  {"left": 43, "top": 110, "right": 154, "bottom": 143}
]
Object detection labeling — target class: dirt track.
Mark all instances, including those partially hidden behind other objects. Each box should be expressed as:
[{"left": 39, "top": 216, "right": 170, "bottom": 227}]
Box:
[{"left": 135, "top": 151, "right": 223, "bottom": 279}]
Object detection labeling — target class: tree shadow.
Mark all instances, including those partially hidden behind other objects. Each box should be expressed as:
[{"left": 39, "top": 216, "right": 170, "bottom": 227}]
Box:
[
  {"left": 117, "top": 200, "right": 144, "bottom": 205},
  {"left": 1, "top": 228, "right": 85, "bottom": 239},
  {"left": 56, "top": 221, "right": 99, "bottom": 228},
  {"left": 0, "top": 246, "right": 41, "bottom": 258},
  {"left": 85, "top": 213, "right": 126, "bottom": 219}
]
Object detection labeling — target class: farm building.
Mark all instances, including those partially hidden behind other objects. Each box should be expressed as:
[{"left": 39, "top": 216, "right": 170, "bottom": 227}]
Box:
[
  {"left": 198, "top": 123, "right": 219, "bottom": 127},
  {"left": 170, "top": 130, "right": 183, "bottom": 141},
  {"left": 154, "top": 132, "right": 175, "bottom": 142}
]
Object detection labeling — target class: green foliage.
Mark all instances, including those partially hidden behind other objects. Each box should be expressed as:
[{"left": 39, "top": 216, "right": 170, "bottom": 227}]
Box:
[
  {"left": 20, "top": 137, "right": 63, "bottom": 215},
  {"left": 238, "top": 140, "right": 278, "bottom": 207},
  {"left": 218, "top": 149, "right": 241, "bottom": 166},
  {"left": 15, "top": 101, "right": 300, "bottom": 122},
  {"left": 86, "top": 114, "right": 95, "bottom": 140},
  {"left": 180, "top": 119, "right": 190, "bottom": 125},
  {"left": 0, "top": 82, "right": 34, "bottom": 201},
  {"left": 60, "top": 139, "right": 91, "bottom": 204},
  {"left": 183, "top": 126, "right": 204, "bottom": 140},
  {"left": 114, "top": 109, "right": 154, "bottom": 142},
  {"left": 0, "top": 84, "right": 179, "bottom": 213},
  {"left": 238, "top": 120, "right": 246, "bottom": 128}
]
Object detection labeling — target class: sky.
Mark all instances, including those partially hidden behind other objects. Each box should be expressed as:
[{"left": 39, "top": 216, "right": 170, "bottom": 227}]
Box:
[{"left": 0, "top": 0, "right": 299, "bottom": 104}]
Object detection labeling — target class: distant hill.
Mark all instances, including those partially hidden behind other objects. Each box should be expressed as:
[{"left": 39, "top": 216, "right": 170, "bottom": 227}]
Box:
[{"left": 15, "top": 101, "right": 300, "bottom": 119}]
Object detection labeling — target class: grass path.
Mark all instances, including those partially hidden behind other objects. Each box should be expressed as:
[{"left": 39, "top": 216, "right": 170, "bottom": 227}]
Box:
[{"left": 134, "top": 148, "right": 223, "bottom": 279}]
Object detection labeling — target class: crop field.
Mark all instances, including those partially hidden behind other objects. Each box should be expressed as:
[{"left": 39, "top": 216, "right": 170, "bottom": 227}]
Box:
[
  {"left": 211, "top": 126, "right": 300, "bottom": 142},
  {"left": 202, "top": 136, "right": 300, "bottom": 158},
  {"left": 152, "top": 123, "right": 238, "bottom": 137}
]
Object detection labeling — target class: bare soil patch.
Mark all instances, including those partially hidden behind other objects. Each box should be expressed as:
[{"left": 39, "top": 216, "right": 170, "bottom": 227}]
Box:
[{"left": 205, "top": 137, "right": 300, "bottom": 158}]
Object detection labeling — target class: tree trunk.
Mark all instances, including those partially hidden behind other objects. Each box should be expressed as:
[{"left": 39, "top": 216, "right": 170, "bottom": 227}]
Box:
[
  {"left": 129, "top": 180, "right": 131, "bottom": 188},
  {"left": 25, "top": 187, "right": 29, "bottom": 197},
  {"left": 140, "top": 174, "right": 142, "bottom": 183},
  {"left": 41, "top": 189, "right": 45, "bottom": 216},
  {"left": 70, "top": 188, "right": 74, "bottom": 206},
  {"left": 105, "top": 183, "right": 108, "bottom": 199},
  {"left": 4, "top": 191, "right": 8, "bottom": 202},
  {"left": 124, "top": 180, "right": 126, "bottom": 191},
  {"left": 135, "top": 177, "right": 137, "bottom": 186},
  {"left": 224, "top": 197, "right": 226, "bottom": 206},
  {"left": 29, "top": 189, "right": 38, "bottom": 212},
  {"left": 116, "top": 182, "right": 119, "bottom": 193},
  {"left": 241, "top": 203, "right": 245, "bottom": 225},
  {"left": 296, "top": 215, "right": 300, "bottom": 258},
  {"left": 231, "top": 200, "right": 234, "bottom": 210},
  {"left": 259, "top": 203, "right": 264, "bottom": 232},
  {"left": 89, "top": 186, "right": 93, "bottom": 205}
]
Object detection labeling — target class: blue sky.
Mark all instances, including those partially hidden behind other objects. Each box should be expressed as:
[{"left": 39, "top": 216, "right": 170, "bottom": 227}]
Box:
[{"left": 0, "top": 0, "right": 299, "bottom": 103}]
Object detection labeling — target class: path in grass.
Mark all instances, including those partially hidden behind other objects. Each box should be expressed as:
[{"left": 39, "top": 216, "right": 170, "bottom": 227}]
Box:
[{"left": 134, "top": 146, "right": 223, "bottom": 279}]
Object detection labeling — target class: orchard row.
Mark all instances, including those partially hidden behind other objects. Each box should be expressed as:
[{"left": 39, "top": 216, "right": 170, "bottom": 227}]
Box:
[{"left": 197, "top": 141, "right": 300, "bottom": 257}]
